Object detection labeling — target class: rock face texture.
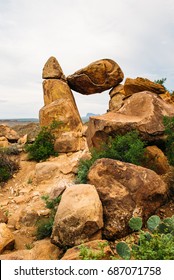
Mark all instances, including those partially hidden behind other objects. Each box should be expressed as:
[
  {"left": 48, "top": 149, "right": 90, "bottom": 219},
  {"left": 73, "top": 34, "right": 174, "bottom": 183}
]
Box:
[
  {"left": 42, "top": 56, "right": 65, "bottom": 80},
  {"left": 87, "top": 91, "right": 174, "bottom": 148},
  {"left": 124, "top": 77, "right": 166, "bottom": 96},
  {"left": 0, "top": 223, "right": 15, "bottom": 253},
  {"left": 51, "top": 184, "right": 103, "bottom": 247},
  {"left": 67, "top": 59, "right": 124, "bottom": 95},
  {"left": 40, "top": 56, "right": 85, "bottom": 153},
  {"left": 88, "top": 158, "right": 168, "bottom": 239}
]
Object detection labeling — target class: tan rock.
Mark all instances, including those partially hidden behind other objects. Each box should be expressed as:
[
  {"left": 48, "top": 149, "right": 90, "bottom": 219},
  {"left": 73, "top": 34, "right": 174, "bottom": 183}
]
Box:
[
  {"left": 88, "top": 158, "right": 168, "bottom": 239},
  {"left": 0, "top": 239, "right": 61, "bottom": 260},
  {"left": 54, "top": 131, "right": 86, "bottom": 153},
  {"left": 61, "top": 240, "right": 112, "bottom": 260},
  {"left": 42, "top": 56, "right": 65, "bottom": 80},
  {"left": 0, "top": 210, "right": 8, "bottom": 223},
  {"left": 67, "top": 59, "right": 124, "bottom": 95},
  {"left": 159, "top": 91, "right": 174, "bottom": 105},
  {"left": 86, "top": 91, "right": 174, "bottom": 148},
  {"left": 39, "top": 98, "right": 82, "bottom": 134},
  {"left": 51, "top": 184, "right": 103, "bottom": 247},
  {"left": 0, "top": 136, "right": 9, "bottom": 148},
  {"left": 124, "top": 77, "right": 166, "bottom": 96},
  {"left": 17, "top": 134, "right": 28, "bottom": 145},
  {"left": 42, "top": 79, "right": 77, "bottom": 106},
  {"left": 143, "top": 145, "right": 170, "bottom": 175},
  {"left": 109, "top": 93, "right": 125, "bottom": 111},
  {"left": 0, "top": 223, "right": 15, "bottom": 253},
  {"left": 109, "top": 84, "right": 124, "bottom": 98},
  {"left": 0, "top": 125, "right": 19, "bottom": 141}
]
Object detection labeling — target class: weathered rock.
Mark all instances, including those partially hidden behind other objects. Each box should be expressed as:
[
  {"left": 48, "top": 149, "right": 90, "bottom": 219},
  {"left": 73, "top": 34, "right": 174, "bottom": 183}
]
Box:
[
  {"left": 51, "top": 184, "right": 103, "bottom": 247},
  {"left": 124, "top": 77, "right": 166, "bottom": 96},
  {"left": 0, "top": 239, "right": 61, "bottom": 260},
  {"left": 0, "top": 136, "right": 9, "bottom": 148},
  {"left": 42, "top": 56, "right": 65, "bottom": 80},
  {"left": 0, "top": 223, "right": 15, "bottom": 253},
  {"left": 143, "top": 146, "right": 170, "bottom": 175},
  {"left": 61, "top": 240, "right": 112, "bottom": 260},
  {"left": 0, "top": 210, "right": 8, "bottom": 223},
  {"left": 17, "top": 134, "right": 28, "bottom": 145},
  {"left": 0, "top": 125, "right": 19, "bottom": 142},
  {"left": 109, "top": 93, "right": 125, "bottom": 111},
  {"left": 67, "top": 59, "right": 124, "bottom": 95},
  {"left": 42, "top": 79, "right": 77, "bottom": 106},
  {"left": 109, "top": 84, "right": 124, "bottom": 98},
  {"left": 88, "top": 158, "right": 168, "bottom": 239},
  {"left": 54, "top": 131, "right": 86, "bottom": 153},
  {"left": 159, "top": 91, "right": 174, "bottom": 105},
  {"left": 87, "top": 92, "right": 174, "bottom": 148}
]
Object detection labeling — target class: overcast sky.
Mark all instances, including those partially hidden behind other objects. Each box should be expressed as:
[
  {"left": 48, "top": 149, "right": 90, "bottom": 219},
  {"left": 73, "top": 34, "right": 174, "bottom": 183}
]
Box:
[{"left": 0, "top": 0, "right": 174, "bottom": 119}]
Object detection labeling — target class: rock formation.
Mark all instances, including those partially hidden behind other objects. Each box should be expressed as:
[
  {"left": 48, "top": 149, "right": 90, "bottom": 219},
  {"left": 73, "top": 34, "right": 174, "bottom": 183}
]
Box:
[
  {"left": 67, "top": 59, "right": 124, "bottom": 95},
  {"left": 40, "top": 57, "right": 85, "bottom": 153}
]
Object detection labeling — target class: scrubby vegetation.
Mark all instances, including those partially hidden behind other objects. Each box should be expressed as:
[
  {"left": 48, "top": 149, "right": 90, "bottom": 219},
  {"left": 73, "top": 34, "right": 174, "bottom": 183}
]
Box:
[
  {"left": 163, "top": 116, "right": 174, "bottom": 166},
  {"left": 0, "top": 150, "right": 19, "bottom": 185},
  {"left": 116, "top": 215, "right": 174, "bottom": 260},
  {"left": 76, "top": 131, "right": 146, "bottom": 183},
  {"left": 79, "top": 241, "right": 109, "bottom": 260},
  {"left": 36, "top": 195, "right": 61, "bottom": 240},
  {"left": 25, "top": 120, "right": 61, "bottom": 162}
]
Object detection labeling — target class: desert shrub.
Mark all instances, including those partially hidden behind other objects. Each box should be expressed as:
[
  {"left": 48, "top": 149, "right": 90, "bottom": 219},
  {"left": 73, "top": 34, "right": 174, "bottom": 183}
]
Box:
[
  {"left": 78, "top": 242, "right": 109, "bottom": 260},
  {"left": 76, "top": 131, "right": 146, "bottom": 183},
  {"left": 25, "top": 120, "right": 62, "bottom": 162},
  {"left": 36, "top": 194, "right": 61, "bottom": 240},
  {"left": 116, "top": 215, "right": 174, "bottom": 260},
  {"left": 0, "top": 153, "right": 19, "bottom": 184},
  {"left": 163, "top": 116, "right": 174, "bottom": 165}
]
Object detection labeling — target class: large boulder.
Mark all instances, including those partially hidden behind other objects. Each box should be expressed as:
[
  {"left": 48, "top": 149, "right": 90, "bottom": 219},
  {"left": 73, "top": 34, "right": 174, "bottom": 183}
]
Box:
[
  {"left": 124, "top": 77, "right": 166, "bottom": 96},
  {"left": 0, "top": 125, "right": 19, "bottom": 142},
  {"left": 87, "top": 91, "right": 174, "bottom": 148},
  {"left": 42, "top": 56, "right": 65, "bottom": 80},
  {"left": 88, "top": 158, "right": 168, "bottom": 240},
  {"left": 42, "top": 79, "right": 78, "bottom": 107},
  {"left": 67, "top": 59, "right": 124, "bottom": 95},
  {"left": 51, "top": 184, "right": 103, "bottom": 247}
]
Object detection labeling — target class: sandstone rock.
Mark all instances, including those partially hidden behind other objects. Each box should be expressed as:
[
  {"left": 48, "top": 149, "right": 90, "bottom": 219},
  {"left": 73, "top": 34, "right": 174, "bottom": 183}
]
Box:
[
  {"left": 0, "top": 223, "right": 15, "bottom": 253},
  {"left": 51, "top": 184, "right": 103, "bottom": 247},
  {"left": 67, "top": 59, "right": 124, "bottom": 95},
  {"left": 0, "top": 125, "right": 19, "bottom": 142},
  {"left": 109, "top": 93, "right": 125, "bottom": 111},
  {"left": 42, "top": 79, "right": 78, "bottom": 106},
  {"left": 109, "top": 84, "right": 124, "bottom": 98},
  {"left": 39, "top": 98, "right": 82, "bottom": 134},
  {"left": 86, "top": 92, "right": 174, "bottom": 148},
  {"left": 143, "top": 145, "right": 170, "bottom": 175},
  {"left": 42, "top": 56, "right": 65, "bottom": 80},
  {"left": 0, "top": 210, "right": 8, "bottom": 223},
  {"left": 159, "top": 91, "right": 174, "bottom": 105},
  {"left": 0, "top": 136, "right": 9, "bottom": 148},
  {"left": 61, "top": 240, "right": 112, "bottom": 260},
  {"left": 54, "top": 131, "right": 86, "bottom": 153},
  {"left": 124, "top": 77, "right": 166, "bottom": 96},
  {"left": 88, "top": 158, "right": 168, "bottom": 239},
  {"left": 17, "top": 134, "right": 28, "bottom": 145},
  {"left": 0, "top": 239, "right": 61, "bottom": 260}
]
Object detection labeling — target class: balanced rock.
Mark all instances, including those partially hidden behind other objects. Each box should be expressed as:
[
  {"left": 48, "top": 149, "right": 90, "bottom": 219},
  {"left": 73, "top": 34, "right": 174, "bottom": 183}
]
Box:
[
  {"left": 87, "top": 91, "right": 174, "bottom": 148},
  {"left": 88, "top": 158, "right": 168, "bottom": 239},
  {"left": 124, "top": 77, "right": 166, "bottom": 96},
  {"left": 42, "top": 56, "right": 65, "bottom": 80},
  {"left": 51, "top": 184, "right": 103, "bottom": 247},
  {"left": 67, "top": 59, "right": 124, "bottom": 95}
]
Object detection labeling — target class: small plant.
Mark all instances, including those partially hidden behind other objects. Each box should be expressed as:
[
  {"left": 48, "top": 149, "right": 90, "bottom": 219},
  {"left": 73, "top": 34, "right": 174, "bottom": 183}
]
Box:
[
  {"left": 154, "top": 78, "right": 167, "bottom": 88},
  {"left": 27, "top": 178, "right": 33, "bottom": 184},
  {"left": 128, "top": 217, "right": 143, "bottom": 231},
  {"left": 79, "top": 241, "right": 108, "bottom": 260},
  {"left": 0, "top": 153, "right": 19, "bottom": 185},
  {"left": 116, "top": 215, "right": 174, "bottom": 260},
  {"left": 25, "top": 243, "right": 34, "bottom": 250},
  {"left": 36, "top": 194, "right": 61, "bottom": 240},
  {"left": 76, "top": 131, "right": 146, "bottom": 183},
  {"left": 25, "top": 120, "right": 62, "bottom": 162}
]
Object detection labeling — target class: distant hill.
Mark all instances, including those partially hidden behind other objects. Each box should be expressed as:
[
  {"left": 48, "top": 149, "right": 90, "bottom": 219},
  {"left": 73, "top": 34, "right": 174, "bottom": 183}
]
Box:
[
  {"left": 0, "top": 118, "right": 39, "bottom": 127},
  {"left": 81, "top": 113, "right": 100, "bottom": 123}
]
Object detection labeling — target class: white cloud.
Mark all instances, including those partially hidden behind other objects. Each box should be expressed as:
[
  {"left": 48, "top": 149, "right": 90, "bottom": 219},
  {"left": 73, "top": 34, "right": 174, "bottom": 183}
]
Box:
[{"left": 0, "top": 0, "right": 174, "bottom": 118}]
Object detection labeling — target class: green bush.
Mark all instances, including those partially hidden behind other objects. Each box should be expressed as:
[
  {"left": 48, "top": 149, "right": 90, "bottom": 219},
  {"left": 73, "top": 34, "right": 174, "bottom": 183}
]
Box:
[
  {"left": 0, "top": 153, "right": 19, "bottom": 184},
  {"left": 116, "top": 215, "right": 174, "bottom": 260},
  {"left": 36, "top": 194, "right": 61, "bottom": 240},
  {"left": 78, "top": 242, "right": 109, "bottom": 260},
  {"left": 76, "top": 131, "right": 146, "bottom": 183},
  {"left": 163, "top": 116, "right": 174, "bottom": 165},
  {"left": 26, "top": 120, "right": 61, "bottom": 162}
]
